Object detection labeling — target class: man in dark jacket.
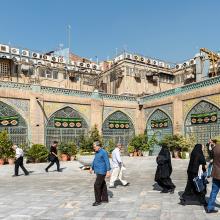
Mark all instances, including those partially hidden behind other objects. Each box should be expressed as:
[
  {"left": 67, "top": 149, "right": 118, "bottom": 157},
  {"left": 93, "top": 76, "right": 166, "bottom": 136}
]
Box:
[
  {"left": 45, "top": 141, "right": 61, "bottom": 172},
  {"left": 206, "top": 143, "right": 220, "bottom": 213},
  {"left": 90, "top": 141, "right": 111, "bottom": 206}
]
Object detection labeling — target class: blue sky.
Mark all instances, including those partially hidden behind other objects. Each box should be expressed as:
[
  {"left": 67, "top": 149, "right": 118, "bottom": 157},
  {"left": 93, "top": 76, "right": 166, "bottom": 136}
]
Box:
[{"left": 0, "top": 0, "right": 219, "bottom": 63}]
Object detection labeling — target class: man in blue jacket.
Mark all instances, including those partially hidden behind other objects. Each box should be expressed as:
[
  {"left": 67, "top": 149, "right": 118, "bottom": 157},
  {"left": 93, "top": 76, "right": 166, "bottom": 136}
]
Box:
[{"left": 90, "top": 141, "right": 111, "bottom": 206}]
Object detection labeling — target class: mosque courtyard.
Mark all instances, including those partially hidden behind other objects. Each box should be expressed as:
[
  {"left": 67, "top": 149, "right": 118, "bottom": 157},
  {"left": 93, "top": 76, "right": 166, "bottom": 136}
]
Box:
[{"left": 0, "top": 157, "right": 219, "bottom": 220}]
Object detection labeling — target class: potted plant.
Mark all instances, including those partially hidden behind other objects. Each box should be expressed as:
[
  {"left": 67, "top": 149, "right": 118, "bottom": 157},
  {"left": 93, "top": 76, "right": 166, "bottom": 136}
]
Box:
[
  {"left": 127, "top": 145, "right": 134, "bottom": 157},
  {"left": 26, "top": 144, "right": 48, "bottom": 163},
  {"left": 58, "top": 143, "right": 71, "bottom": 161},
  {"left": 105, "top": 139, "right": 115, "bottom": 158},
  {"left": 0, "top": 130, "right": 13, "bottom": 165}
]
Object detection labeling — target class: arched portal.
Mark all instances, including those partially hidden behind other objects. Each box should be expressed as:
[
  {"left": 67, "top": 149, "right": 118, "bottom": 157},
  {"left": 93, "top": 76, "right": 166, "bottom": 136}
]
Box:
[
  {"left": 102, "top": 111, "right": 135, "bottom": 149},
  {"left": 185, "top": 100, "right": 220, "bottom": 144},
  {"left": 0, "top": 101, "right": 28, "bottom": 145},
  {"left": 146, "top": 109, "right": 173, "bottom": 155},
  {"left": 45, "top": 106, "right": 88, "bottom": 147}
]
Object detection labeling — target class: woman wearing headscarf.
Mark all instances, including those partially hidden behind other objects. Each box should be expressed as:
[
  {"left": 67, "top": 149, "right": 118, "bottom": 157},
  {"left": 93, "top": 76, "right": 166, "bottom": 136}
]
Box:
[
  {"left": 180, "top": 144, "right": 207, "bottom": 205},
  {"left": 154, "top": 144, "right": 176, "bottom": 193}
]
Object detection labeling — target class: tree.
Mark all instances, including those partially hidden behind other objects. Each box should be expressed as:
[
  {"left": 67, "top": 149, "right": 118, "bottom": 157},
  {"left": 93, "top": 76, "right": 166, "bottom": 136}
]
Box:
[{"left": 0, "top": 130, "right": 13, "bottom": 159}]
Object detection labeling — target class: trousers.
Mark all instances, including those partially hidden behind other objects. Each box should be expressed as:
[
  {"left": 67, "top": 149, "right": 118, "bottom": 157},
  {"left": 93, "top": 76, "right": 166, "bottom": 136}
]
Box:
[
  {"left": 94, "top": 174, "right": 108, "bottom": 203},
  {"left": 15, "top": 157, "right": 29, "bottom": 176},
  {"left": 109, "top": 167, "right": 127, "bottom": 187}
]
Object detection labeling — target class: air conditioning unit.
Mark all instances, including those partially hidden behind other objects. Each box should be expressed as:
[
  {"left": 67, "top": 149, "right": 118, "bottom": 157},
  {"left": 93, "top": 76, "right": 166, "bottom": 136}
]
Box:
[
  {"left": 165, "top": 64, "right": 171, "bottom": 69},
  {"left": 78, "top": 62, "right": 85, "bottom": 68},
  {"left": 86, "top": 63, "right": 91, "bottom": 68},
  {"left": 12, "top": 56, "right": 20, "bottom": 62},
  {"left": 51, "top": 56, "right": 58, "bottom": 62},
  {"left": 182, "top": 62, "right": 189, "bottom": 68},
  {"left": 158, "top": 62, "right": 165, "bottom": 68},
  {"left": 125, "top": 53, "right": 132, "bottom": 60},
  {"left": 21, "top": 58, "right": 29, "bottom": 63},
  {"left": 0, "top": 54, "right": 10, "bottom": 59},
  {"left": 175, "top": 64, "right": 182, "bottom": 69},
  {"left": 140, "top": 57, "right": 145, "bottom": 63},
  {"left": 21, "top": 50, "right": 29, "bottom": 57},
  {"left": 58, "top": 57, "right": 65, "bottom": 63},
  {"left": 0, "top": 44, "right": 9, "bottom": 53},
  {"left": 189, "top": 59, "right": 196, "bottom": 65},
  {"left": 10, "top": 48, "right": 20, "bottom": 55},
  {"left": 146, "top": 59, "right": 152, "bottom": 65},
  {"left": 133, "top": 55, "right": 139, "bottom": 61},
  {"left": 37, "top": 60, "right": 45, "bottom": 65},
  {"left": 41, "top": 54, "right": 51, "bottom": 61},
  {"left": 32, "top": 52, "right": 40, "bottom": 59},
  {"left": 152, "top": 60, "right": 158, "bottom": 66}
]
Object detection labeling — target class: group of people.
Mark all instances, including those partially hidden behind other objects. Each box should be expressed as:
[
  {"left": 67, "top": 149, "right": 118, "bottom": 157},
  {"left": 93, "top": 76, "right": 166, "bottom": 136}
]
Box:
[
  {"left": 11, "top": 138, "right": 220, "bottom": 212},
  {"left": 155, "top": 139, "right": 220, "bottom": 214}
]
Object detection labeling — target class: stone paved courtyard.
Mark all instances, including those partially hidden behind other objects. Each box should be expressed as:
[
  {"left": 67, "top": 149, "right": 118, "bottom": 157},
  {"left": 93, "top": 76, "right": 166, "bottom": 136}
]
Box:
[{"left": 0, "top": 157, "right": 219, "bottom": 220}]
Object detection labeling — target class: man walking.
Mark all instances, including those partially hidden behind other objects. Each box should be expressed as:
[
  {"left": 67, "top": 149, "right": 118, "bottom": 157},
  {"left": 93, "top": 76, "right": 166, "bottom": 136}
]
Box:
[
  {"left": 109, "top": 143, "right": 129, "bottom": 188},
  {"left": 90, "top": 141, "right": 111, "bottom": 206},
  {"left": 206, "top": 142, "right": 220, "bottom": 213},
  {"left": 12, "top": 145, "right": 29, "bottom": 177},
  {"left": 45, "top": 141, "right": 61, "bottom": 172}
]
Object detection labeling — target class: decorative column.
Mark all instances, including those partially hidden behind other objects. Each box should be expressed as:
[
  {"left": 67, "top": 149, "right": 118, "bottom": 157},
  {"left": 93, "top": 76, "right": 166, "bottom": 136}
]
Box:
[
  {"left": 29, "top": 85, "right": 45, "bottom": 144},
  {"left": 173, "top": 98, "right": 184, "bottom": 135}
]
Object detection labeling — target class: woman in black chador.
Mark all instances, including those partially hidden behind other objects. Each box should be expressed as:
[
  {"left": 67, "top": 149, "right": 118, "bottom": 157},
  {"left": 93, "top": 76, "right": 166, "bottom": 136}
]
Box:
[
  {"left": 180, "top": 144, "right": 207, "bottom": 205},
  {"left": 155, "top": 144, "right": 176, "bottom": 193}
]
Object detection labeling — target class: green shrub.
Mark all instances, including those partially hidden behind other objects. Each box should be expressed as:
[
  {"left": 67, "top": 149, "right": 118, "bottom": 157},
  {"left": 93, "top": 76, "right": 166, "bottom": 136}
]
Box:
[
  {"left": 0, "top": 130, "right": 13, "bottom": 159},
  {"left": 127, "top": 145, "right": 134, "bottom": 153},
  {"left": 26, "top": 144, "right": 49, "bottom": 163},
  {"left": 58, "top": 142, "right": 77, "bottom": 156},
  {"left": 105, "top": 139, "right": 115, "bottom": 154}
]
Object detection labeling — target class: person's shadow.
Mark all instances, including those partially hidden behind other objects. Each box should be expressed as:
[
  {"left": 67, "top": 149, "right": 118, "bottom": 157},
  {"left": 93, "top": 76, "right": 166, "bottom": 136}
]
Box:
[{"left": 107, "top": 190, "right": 113, "bottom": 198}]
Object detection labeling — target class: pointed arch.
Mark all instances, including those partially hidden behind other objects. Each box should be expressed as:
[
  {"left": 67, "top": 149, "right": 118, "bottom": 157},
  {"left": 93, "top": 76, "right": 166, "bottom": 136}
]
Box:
[
  {"left": 102, "top": 111, "right": 135, "bottom": 149},
  {"left": 45, "top": 106, "right": 88, "bottom": 147},
  {"left": 146, "top": 109, "right": 173, "bottom": 155},
  {"left": 0, "top": 101, "right": 28, "bottom": 145},
  {"left": 184, "top": 100, "right": 220, "bottom": 144}
]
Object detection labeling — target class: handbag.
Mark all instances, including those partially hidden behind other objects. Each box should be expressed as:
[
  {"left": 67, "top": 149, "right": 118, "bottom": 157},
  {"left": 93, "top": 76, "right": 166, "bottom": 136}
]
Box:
[
  {"left": 48, "top": 154, "right": 56, "bottom": 162},
  {"left": 193, "top": 172, "right": 207, "bottom": 192}
]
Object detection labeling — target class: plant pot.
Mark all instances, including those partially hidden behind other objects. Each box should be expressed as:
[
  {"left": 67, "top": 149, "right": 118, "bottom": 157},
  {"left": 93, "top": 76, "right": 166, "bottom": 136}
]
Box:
[
  {"left": 137, "top": 150, "right": 142, "bottom": 156},
  {"left": 8, "top": 158, "right": 15, "bottom": 165},
  {"left": 173, "top": 150, "right": 181, "bottom": 159},
  {"left": 0, "top": 158, "right": 5, "bottom": 165},
  {"left": 142, "top": 151, "right": 149, "bottom": 157},
  {"left": 129, "top": 153, "right": 134, "bottom": 157},
  {"left": 133, "top": 151, "right": 138, "bottom": 157},
  {"left": 61, "top": 154, "right": 69, "bottom": 161},
  {"left": 108, "top": 154, "right": 112, "bottom": 158}
]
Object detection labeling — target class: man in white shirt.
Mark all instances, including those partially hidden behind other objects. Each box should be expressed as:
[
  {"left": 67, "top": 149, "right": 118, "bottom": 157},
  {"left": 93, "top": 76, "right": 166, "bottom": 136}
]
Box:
[
  {"left": 12, "top": 145, "right": 29, "bottom": 177},
  {"left": 109, "top": 143, "right": 129, "bottom": 188}
]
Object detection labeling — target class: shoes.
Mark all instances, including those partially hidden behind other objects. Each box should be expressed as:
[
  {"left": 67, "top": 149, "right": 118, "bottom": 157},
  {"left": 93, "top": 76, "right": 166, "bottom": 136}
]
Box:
[
  {"left": 109, "top": 185, "right": 116, "bottom": 188},
  {"left": 205, "top": 208, "right": 218, "bottom": 213},
  {"left": 92, "top": 202, "right": 101, "bottom": 206},
  {"left": 25, "top": 173, "right": 29, "bottom": 176},
  {"left": 12, "top": 174, "right": 19, "bottom": 177},
  {"left": 57, "top": 170, "right": 62, "bottom": 172},
  {"left": 123, "top": 182, "right": 130, "bottom": 187},
  {"left": 45, "top": 168, "right": 48, "bottom": 172},
  {"left": 160, "top": 189, "right": 169, "bottom": 193},
  {"left": 168, "top": 189, "right": 175, "bottom": 194}
]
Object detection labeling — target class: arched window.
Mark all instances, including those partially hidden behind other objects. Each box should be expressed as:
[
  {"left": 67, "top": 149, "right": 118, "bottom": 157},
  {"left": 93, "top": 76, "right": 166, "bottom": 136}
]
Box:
[
  {"left": 185, "top": 101, "right": 220, "bottom": 144},
  {"left": 102, "top": 111, "right": 135, "bottom": 149},
  {"left": 45, "top": 107, "right": 88, "bottom": 147},
  {"left": 146, "top": 109, "right": 173, "bottom": 155},
  {"left": 0, "top": 101, "right": 28, "bottom": 145}
]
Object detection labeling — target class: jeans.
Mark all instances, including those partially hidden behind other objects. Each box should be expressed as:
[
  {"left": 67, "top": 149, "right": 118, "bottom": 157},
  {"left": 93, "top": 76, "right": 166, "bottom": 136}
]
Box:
[{"left": 207, "top": 178, "right": 220, "bottom": 211}]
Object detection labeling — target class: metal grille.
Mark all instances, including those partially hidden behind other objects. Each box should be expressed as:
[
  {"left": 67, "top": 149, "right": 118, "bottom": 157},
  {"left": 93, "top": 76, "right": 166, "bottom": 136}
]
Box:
[
  {"left": 102, "top": 111, "right": 135, "bottom": 150},
  {"left": 45, "top": 107, "right": 88, "bottom": 147},
  {"left": 146, "top": 109, "right": 173, "bottom": 155},
  {"left": 0, "top": 60, "right": 9, "bottom": 75},
  {"left": 185, "top": 101, "right": 220, "bottom": 145},
  {"left": 0, "top": 101, "right": 28, "bottom": 145}
]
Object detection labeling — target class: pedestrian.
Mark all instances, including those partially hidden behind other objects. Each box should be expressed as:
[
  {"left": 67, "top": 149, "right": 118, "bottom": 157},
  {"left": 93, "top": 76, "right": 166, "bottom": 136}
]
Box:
[
  {"left": 180, "top": 144, "right": 207, "bottom": 206},
  {"left": 12, "top": 145, "right": 29, "bottom": 177},
  {"left": 90, "top": 141, "right": 111, "bottom": 206},
  {"left": 109, "top": 143, "right": 129, "bottom": 188},
  {"left": 206, "top": 141, "right": 220, "bottom": 213},
  {"left": 45, "top": 141, "right": 61, "bottom": 172},
  {"left": 154, "top": 143, "right": 176, "bottom": 193},
  {"left": 206, "top": 139, "right": 216, "bottom": 178}
]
